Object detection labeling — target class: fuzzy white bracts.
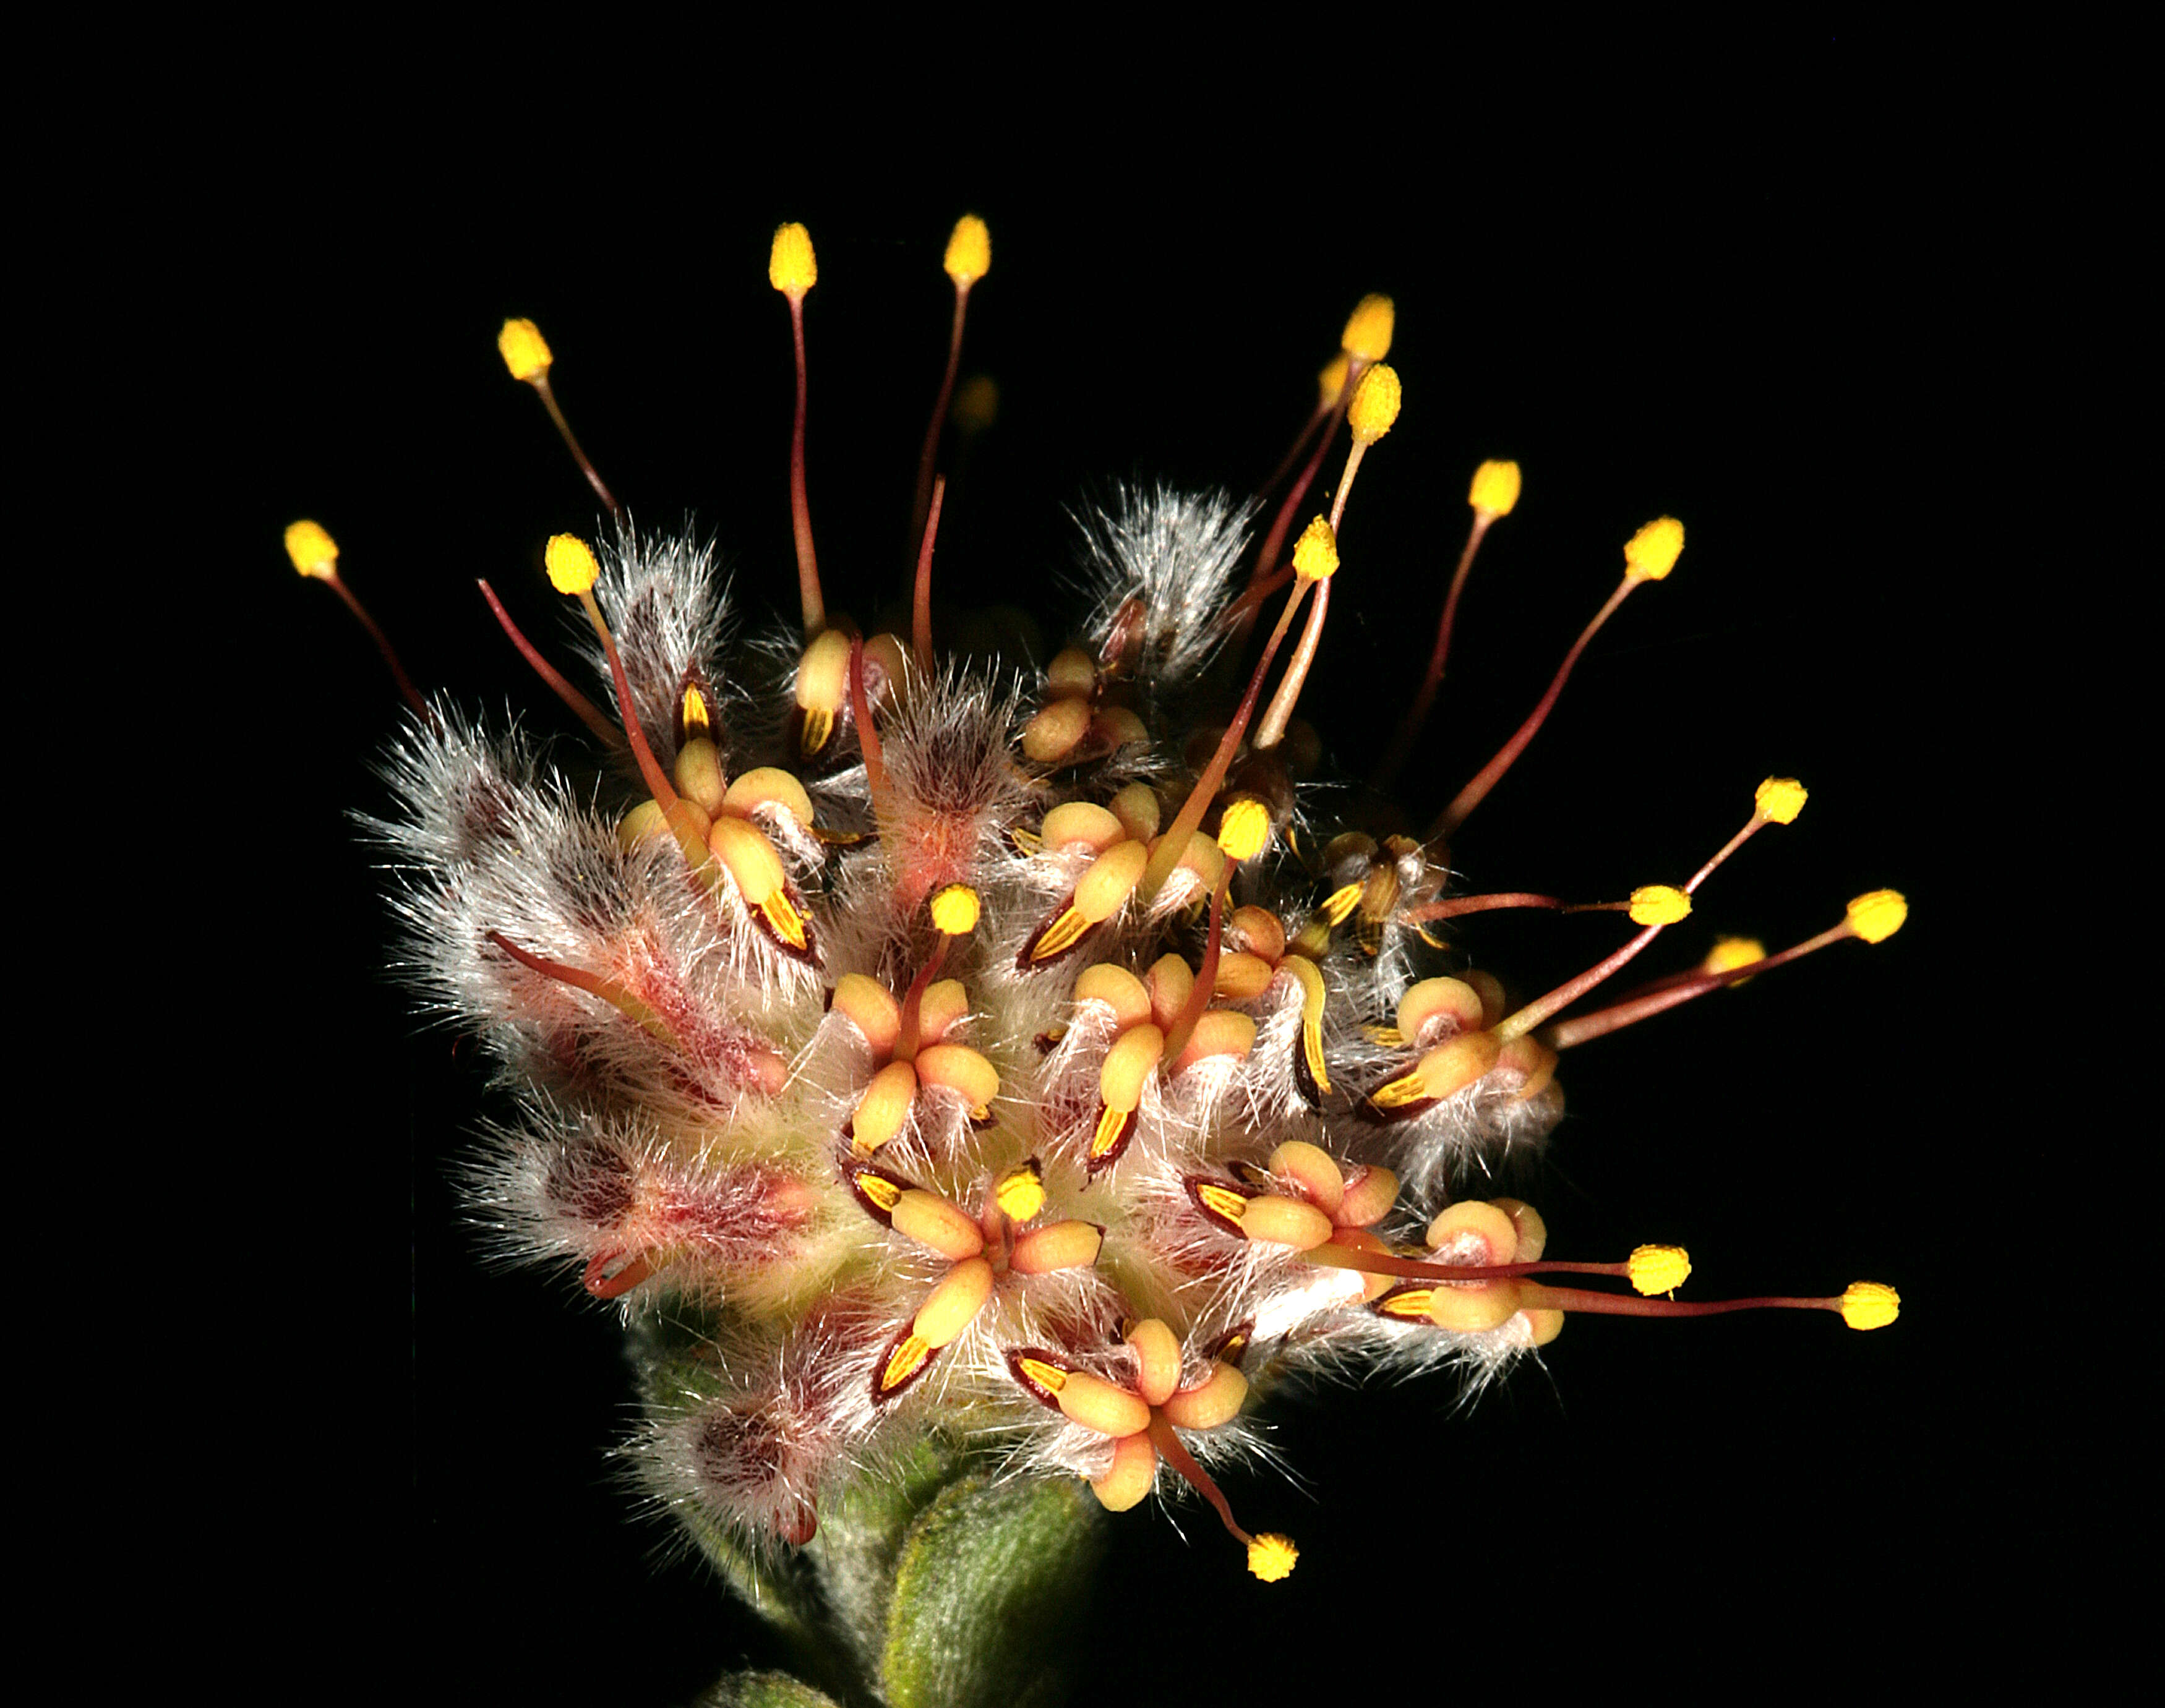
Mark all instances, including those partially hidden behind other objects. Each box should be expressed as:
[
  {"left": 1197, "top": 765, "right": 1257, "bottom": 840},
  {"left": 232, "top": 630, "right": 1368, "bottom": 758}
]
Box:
[{"left": 378, "top": 491, "right": 1571, "bottom": 1561}]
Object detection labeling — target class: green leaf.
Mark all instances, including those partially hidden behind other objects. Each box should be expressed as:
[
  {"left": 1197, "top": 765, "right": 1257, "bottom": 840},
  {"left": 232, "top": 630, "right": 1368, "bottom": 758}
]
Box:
[{"left": 879, "top": 1471, "right": 1106, "bottom": 1708}]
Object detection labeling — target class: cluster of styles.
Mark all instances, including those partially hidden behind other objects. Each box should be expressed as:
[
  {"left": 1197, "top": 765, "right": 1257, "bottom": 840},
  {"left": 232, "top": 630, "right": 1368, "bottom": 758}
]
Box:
[{"left": 291, "top": 216, "right": 1903, "bottom": 1585}]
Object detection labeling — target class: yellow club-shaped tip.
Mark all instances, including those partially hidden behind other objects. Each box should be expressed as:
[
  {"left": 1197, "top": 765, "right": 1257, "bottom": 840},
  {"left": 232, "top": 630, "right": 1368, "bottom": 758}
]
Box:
[
  {"left": 1845, "top": 888, "right": 1908, "bottom": 943},
  {"left": 930, "top": 883, "right": 982, "bottom": 935},
  {"left": 1840, "top": 1281, "right": 1900, "bottom": 1330},
  {"left": 1317, "top": 352, "right": 1350, "bottom": 406},
  {"left": 1348, "top": 362, "right": 1402, "bottom": 445},
  {"left": 943, "top": 213, "right": 990, "bottom": 286},
  {"left": 1468, "top": 459, "right": 1522, "bottom": 516},
  {"left": 1246, "top": 1532, "right": 1299, "bottom": 1582},
  {"left": 1754, "top": 775, "right": 1808, "bottom": 824},
  {"left": 1628, "top": 884, "right": 1692, "bottom": 926},
  {"left": 497, "top": 317, "right": 553, "bottom": 382},
  {"left": 544, "top": 533, "right": 601, "bottom": 596},
  {"left": 1340, "top": 293, "right": 1394, "bottom": 362},
  {"left": 1292, "top": 516, "right": 1339, "bottom": 581},
  {"left": 1624, "top": 516, "right": 1686, "bottom": 580},
  {"left": 285, "top": 519, "right": 338, "bottom": 578},
  {"left": 1702, "top": 936, "right": 1766, "bottom": 975},
  {"left": 1627, "top": 1244, "right": 1692, "bottom": 1296},
  {"left": 993, "top": 1162, "right": 1046, "bottom": 1222},
  {"left": 1217, "top": 797, "right": 1271, "bottom": 862},
  {"left": 769, "top": 222, "right": 817, "bottom": 296}
]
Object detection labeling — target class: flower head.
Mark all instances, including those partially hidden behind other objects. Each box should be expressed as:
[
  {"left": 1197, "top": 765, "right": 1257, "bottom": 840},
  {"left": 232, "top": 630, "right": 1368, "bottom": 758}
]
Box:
[{"left": 293, "top": 210, "right": 1913, "bottom": 1699}]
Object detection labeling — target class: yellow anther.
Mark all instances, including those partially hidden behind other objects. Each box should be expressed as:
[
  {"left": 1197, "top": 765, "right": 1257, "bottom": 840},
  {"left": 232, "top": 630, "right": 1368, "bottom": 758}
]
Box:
[
  {"left": 1378, "top": 1031, "right": 1501, "bottom": 1110},
  {"left": 1088, "top": 1104, "right": 1133, "bottom": 1164},
  {"left": 1341, "top": 292, "right": 1395, "bottom": 361},
  {"left": 1318, "top": 881, "right": 1363, "bottom": 928},
  {"left": 1017, "top": 1356, "right": 1069, "bottom": 1395},
  {"left": 763, "top": 897, "right": 825, "bottom": 967},
  {"left": 1623, "top": 516, "right": 1686, "bottom": 580},
  {"left": 930, "top": 884, "right": 981, "bottom": 935},
  {"left": 1348, "top": 362, "right": 1401, "bottom": 445},
  {"left": 768, "top": 221, "right": 817, "bottom": 296},
  {"left": 1285, "top": 955, "right": 1332, "bottom": 1096},
  {"left": 1846, "top": 889, "right": 1908, "bottom": 943},
  {"left": 1754, "top": 776, "right": 1808, "bottom": 824},
  {"left": 1247, "top": 1532, "right": 1299, "bottom": 1583},
  {"left": 798, "top": 705, "right": 836, "bottom": 759},
  {"left": 943, "top": 213, "right": 991, "bottom": 286},
  {"left": 1365, "top": 1071, "right": 1429, "bottom": 1112},
  {"left": 795, "top": 628, "right": 852, "bottom": 728},
  {"left": 680, "top": 685, "right": 711, "bottom": 738},
  {"left": 1628, "top": 884, "right": 1692, "bottom": 926},
  {"left": 1627, "top": 1244, "right": 1692, "bottom": 1296},
  {"left": 1703, "top": 936, "right": 1767, "bottom": 977},
  {"left": 1373, "top": 1285, "right": 1434, "bottom": 1321},
  {"left": 1193, "top": 1181, "right": 1251, "bottom": 1228},
  {"left": 544, "top": 533, "right": 601, "bottom": 596},
  {"left": 1292, "top": 516, "right": 1339, "bottom": 581},
  {"left": 852, "top": 1168, "right": 903, "bottom": 1215},
  {"left": 1318, "top": 351, "right": 1350, "bottom": 404},
  {"left": 1468, "top": 459, "right": 1522, "bottom": 516},
  {"left": 994, "top": 1160, "right": 1045, "bottom": 1221},
  {"left": 876, "top": 1334, "right": 933, "bottom": 1398},
  {"left": 284, "top": 519, "right": 338, "bottom": 578},
  {"left": 1031, "top": 908, "right": 1094, "bottom": 962},
  {"left": 1217, "top": 797, "right": 1272, "bottom": 862},
  {"left": 1839, "top": 1281, "right": 1901, "bottom": 1330},
  {"left": 496, "top": 317, "right": 553, "bottom": 382}
]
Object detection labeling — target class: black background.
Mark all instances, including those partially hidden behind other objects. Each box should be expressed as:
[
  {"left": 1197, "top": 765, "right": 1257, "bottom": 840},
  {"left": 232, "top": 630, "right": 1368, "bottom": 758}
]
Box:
[{"left": 221, "top": 40, "right": 2031, "bottom": 1702}]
